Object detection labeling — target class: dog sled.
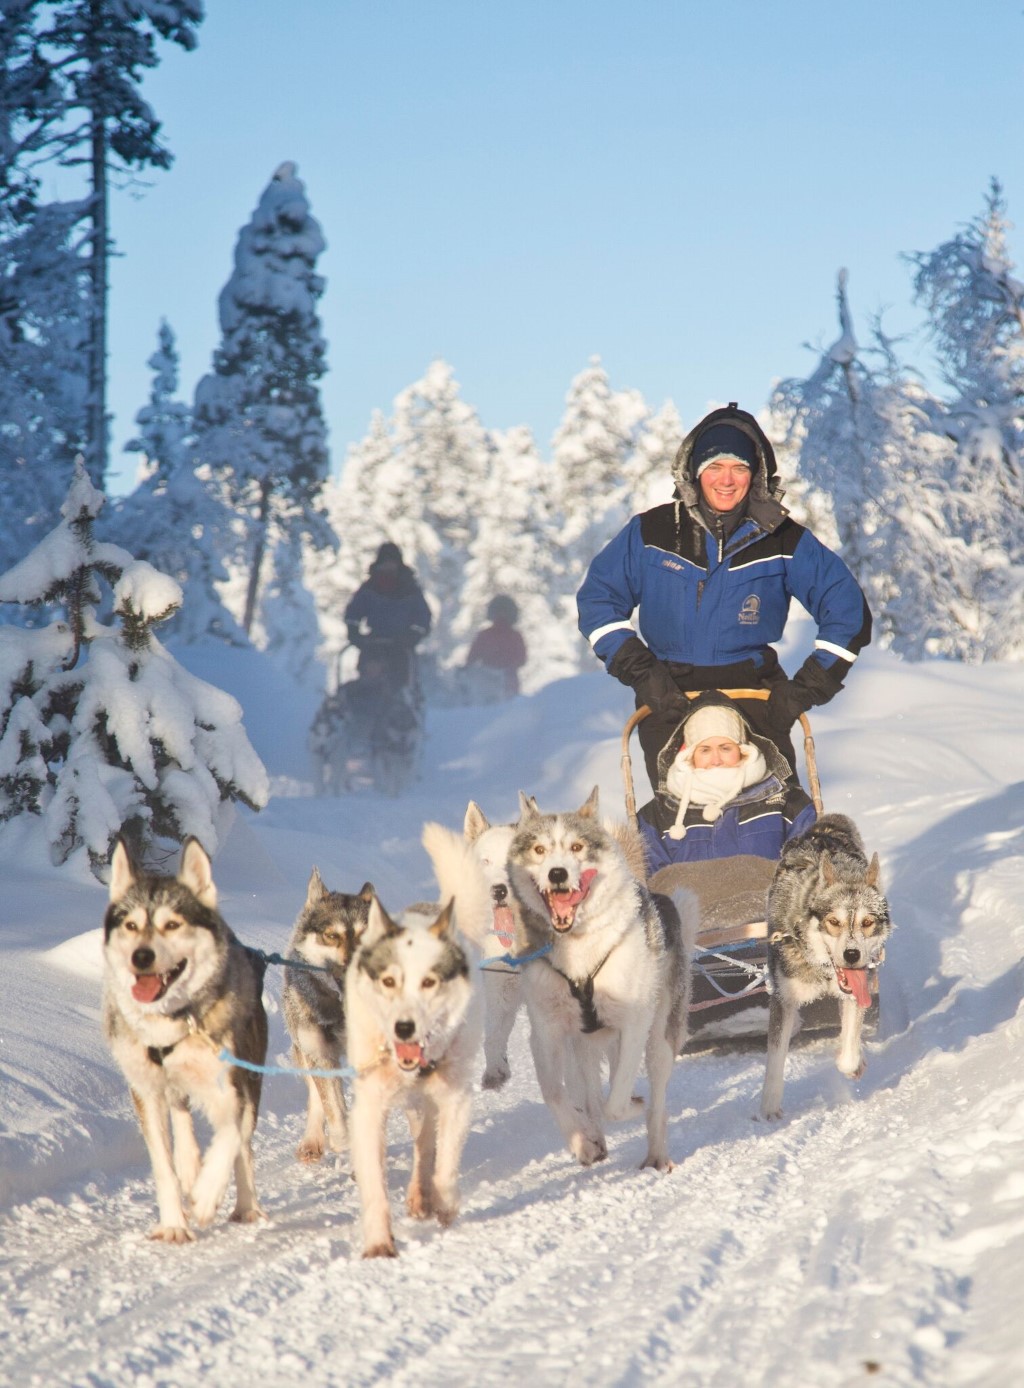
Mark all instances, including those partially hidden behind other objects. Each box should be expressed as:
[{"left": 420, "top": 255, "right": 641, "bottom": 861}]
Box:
[
  {"left": 309, "top": 639, "right": 424, "bottom": 797},
  {"left": 622, "top": 691, "right": 878, "bottom": 1040}
]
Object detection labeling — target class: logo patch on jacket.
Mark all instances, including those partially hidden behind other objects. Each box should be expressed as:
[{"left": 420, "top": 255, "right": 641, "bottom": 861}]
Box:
[
  {"left": 661, "top": 558, "right": 684, "bottom": 572},
  {"left": 738, "top": 594, "right": 761, "bottom": 625}
]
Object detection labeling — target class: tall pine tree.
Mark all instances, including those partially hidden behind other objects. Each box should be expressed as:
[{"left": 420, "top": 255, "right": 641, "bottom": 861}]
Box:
[{"left": 192, "top": 161, "right": 334, "bottom": 643}]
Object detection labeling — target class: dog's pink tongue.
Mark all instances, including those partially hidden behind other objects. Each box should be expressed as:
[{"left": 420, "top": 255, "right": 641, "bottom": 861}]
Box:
[
  {"left": 492, "top": 905, "right": 515, "bottom": 948},
  {"left": 395, "top": 1041, "right": 423, "bottom": 1068},
  {"left": 132, "top": 974, "right": 164, "bottom": 1004},
  {"left": 839, "top": 967, "right": 872, "bottom": 1009}
]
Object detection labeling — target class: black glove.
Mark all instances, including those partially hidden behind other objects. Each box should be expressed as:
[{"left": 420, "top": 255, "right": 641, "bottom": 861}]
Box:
[
  {"left": 766, "top": 679, "right": 810, "bottom": 734},
  {"left": 608, "top": 636, "right": 686, "bottom": 716}
]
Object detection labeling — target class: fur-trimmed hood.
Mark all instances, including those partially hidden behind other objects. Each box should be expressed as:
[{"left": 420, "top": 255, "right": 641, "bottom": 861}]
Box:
[
  {"left": 671, "top": 403, "right": 788, "bottom": 534},
  {"left": 654, "top": 692, "right": 796, "bottom": 804}
]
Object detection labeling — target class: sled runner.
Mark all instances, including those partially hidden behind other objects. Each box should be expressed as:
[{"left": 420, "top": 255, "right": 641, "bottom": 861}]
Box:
[{"left": 622, "top": 692, "right": 877, "bottom": 1038}]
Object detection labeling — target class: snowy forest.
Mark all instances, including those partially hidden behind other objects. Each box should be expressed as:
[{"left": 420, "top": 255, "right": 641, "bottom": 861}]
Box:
[{"left": 2, "top": 3, "right": 1024, "bottom": 873}]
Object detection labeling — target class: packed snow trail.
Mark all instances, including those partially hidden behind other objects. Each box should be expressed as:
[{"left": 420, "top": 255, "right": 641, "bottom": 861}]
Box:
[{"left": 2, "top": 651, "right": 1024, "bottom": 1387}]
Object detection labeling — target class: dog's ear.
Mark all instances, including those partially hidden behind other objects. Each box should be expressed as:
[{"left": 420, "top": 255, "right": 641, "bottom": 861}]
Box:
[
  {"left": 178, "top": 837, "right": 217, "bottom": 909},
  {"left": 865, "top": 852, "right": 882, "bottom": 888},
  {"left": 819, "top": 852, "right": 836, "bottom": 887},
  {"left": 428, "top": 898, "right": 455, "bottom": 940},
  {"left": 362, "top": 894, "right": 399, "bottom": 946},
  {"left": 464, "top": 801, "right": 490, "bottom": 842},
  {"left": 305, "top": 866, "right": 327, "bottom": 907},
  {"left": 358, "top": 881, "right": 375, "bottom": 903},
  {"left": 517, "top": 790, "right": 540, "bottom": 822},
  {"left": 577, "top": 786, "right": 600, "bottom": 820},
  {"left": 108, "top": 838, "right": 136, "bottom": 903}
]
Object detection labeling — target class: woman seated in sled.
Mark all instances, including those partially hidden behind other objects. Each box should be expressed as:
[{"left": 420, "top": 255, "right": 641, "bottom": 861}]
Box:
[{"left": 638, "top": 695, "right": 815, "bottom": 878}]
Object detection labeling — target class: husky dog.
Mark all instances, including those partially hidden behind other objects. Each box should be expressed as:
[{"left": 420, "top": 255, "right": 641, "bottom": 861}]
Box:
[
  {"left": 102, "top": 838, "right": 268, "bottom": 1243},
  {"left": 282, "top": 871, "right": 374, "bottom": 1163},
  {"left": 345, "top": 881, "right": 484, "bottom": 1259},
  {"left": 506, "top": 787, "right": 692, "bottom": 1171},
  {"left": 760, "top": 813, "right": 892, "bottom": 1120},
  {"left": 463, "top": 800, "right": 523, "bottom": 1090}
]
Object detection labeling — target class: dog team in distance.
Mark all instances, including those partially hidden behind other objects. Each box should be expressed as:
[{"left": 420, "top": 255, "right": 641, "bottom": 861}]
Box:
[{"left": 101, "top": 796, "right": 893, "bottom": 1254}]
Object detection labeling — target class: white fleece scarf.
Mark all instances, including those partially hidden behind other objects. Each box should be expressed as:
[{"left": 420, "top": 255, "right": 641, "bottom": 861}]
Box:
[{"left": 665, "top": 744, "right": 768, "bottom": 840}]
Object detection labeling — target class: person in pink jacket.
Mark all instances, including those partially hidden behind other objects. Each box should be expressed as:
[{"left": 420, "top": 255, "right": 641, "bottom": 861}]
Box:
[{"left": 466, "top": 595, "right": 527, "bottom": 697}]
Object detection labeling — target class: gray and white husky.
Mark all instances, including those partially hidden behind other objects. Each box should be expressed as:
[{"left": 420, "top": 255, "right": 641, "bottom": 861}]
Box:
[
  {"left": 282, "top": 870, "right": 374, "bottom": 1163},
  {"left": 345, "top": 868, "right": 486, "bottom": 1258},
  {"left": 760, "top": 813, "right": 892, "bottom": 1120},
  {"left": 102, "top": 838, "right": 268, "bottom": 1243},
  {"left": 463, "top": 800, "right": 524, "bottom": 1090},
  {"left": 507, "top": 787, "right": 692, "bottom": 1171}
]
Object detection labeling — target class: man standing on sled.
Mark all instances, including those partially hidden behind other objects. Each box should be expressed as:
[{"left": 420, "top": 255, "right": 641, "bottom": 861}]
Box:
[{"left": 576, "top": 402, "right": 871, "bottom": 790}]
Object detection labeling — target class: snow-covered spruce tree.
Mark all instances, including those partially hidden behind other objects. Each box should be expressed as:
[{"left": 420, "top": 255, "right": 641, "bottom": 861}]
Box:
[
  {"left": 0, "top": 197, "right": 90, "bottom": 573},
  {"left": 191, "top": 161, "right": 335, "bottom": 649},
  {"left": 625, "top": 399, "right": 683, "bottom": 515},
  {"left": 100, "top": 321, "right": 244, "bottom": 647},
  {"left": 455, "top": 425, "right": 576, "bottom": 693},
  {"left": 549, "top": 356, "right": 653, "bottom": 670},
  {"left": 380, "top": 360, "right": 492, "bottom": 666},
  {"left": 123, "top": 318, "right": 191, "bottom": 482},
  {"left": 31, "top": 0, "right": 203, "bottom": 486},
  {"left": 0, "top": 459, "right": 268, "bottom": 875},
  {"left": 907, "top": 180, "right": 1024, "bottom": 657},
  {"left": 306, "top": 409, "right": 396, "bottom": 664},
  {"left": 768, "top": 270, "right": 1007, "bottom": 659}
]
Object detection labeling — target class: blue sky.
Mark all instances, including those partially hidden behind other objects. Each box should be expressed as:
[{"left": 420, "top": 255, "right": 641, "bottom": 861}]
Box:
[{"left": 80, "top": 0, "right": 1024, "bottom": 493}]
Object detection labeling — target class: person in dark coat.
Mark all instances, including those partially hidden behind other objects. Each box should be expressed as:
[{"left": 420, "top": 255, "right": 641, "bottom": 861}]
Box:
[
  {"left": 576, "top": 402, "right": 872, "bottom": 787},
  {"left": 465, "top": 594, "right": 528, "bottom": 697},
  {"left": 344, "top": 543, "right": 431, "bottom": 686},
  {"left": 637, "top": 696, "right": 816, "bottom": 876}
]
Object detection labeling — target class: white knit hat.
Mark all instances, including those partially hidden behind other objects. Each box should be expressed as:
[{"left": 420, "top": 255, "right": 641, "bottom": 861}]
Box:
[
  {"left": 664, "top": 704, "right": 766, "bottom": 840},
  {"left": 680, "top": 704, "right": 746, "bottom": 749}
]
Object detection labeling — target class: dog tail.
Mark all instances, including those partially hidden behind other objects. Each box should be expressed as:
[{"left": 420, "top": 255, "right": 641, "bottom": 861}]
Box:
[{"left": 421, "top": 822, "right": 493, "bottom": 949}]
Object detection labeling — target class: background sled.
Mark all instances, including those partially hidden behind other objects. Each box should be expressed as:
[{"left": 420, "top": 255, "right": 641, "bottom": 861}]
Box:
[{"left": 622, "top": 693, "right": 878, "bottom": 1040}]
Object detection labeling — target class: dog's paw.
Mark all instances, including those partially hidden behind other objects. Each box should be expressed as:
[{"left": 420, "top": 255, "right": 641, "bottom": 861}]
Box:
[
  {"left": 640, "top": 1154, "right": 674, "bottom": 1173},
  {"left": 362, "top": 1238, "right": 397, "bottom": 1259},
  {"left": 434, "top": 1202, "right": 459, "bottom": 1229},
  {"left": 406, "top": 1187, "right": 433, "bottom": 1220},
  {"left": 229, "top": 1204, "right": 267, "bottom": 1225},
  {"left": 189, "top": 1195, "right": 222, "bottom": 1229},
  {"left": 572, "top": 1134, "right": 608, "bottom": 1166},
  {"left": 481, "top": 1061, "right": 511, "bottom": 1091},
  {"left": 149, "top": 1223, "right": 195, "bottom": 1245},
  {"left": 758, "top": 1106, "right": 784, "bottom": 1122},
  {"left": 836, "top": 1056, "right": 866, "bottom": 1080},
  {"left": 296, "top": 1138, "right": 325, "bottom": 1164}
]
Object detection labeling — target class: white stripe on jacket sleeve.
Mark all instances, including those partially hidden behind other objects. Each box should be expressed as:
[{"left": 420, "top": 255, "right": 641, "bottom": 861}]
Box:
[
  {"left": 587, "top": 620, "right": 635, "bottom": 648},
  {"left": 815, "top": 638, "right": 859, "bottom": 661}
]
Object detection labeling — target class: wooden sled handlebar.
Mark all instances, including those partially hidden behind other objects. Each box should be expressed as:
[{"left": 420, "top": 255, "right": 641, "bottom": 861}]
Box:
[{"left": 621, "top": 688, "right": 824, "bottom": 829}]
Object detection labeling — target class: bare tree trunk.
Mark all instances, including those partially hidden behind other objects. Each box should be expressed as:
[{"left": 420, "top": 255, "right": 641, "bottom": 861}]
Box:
[
  {"left": 242, "top": 477, "right": 273, "bottom": 637},
  {"left": 87, "top": 111, "right": 107, "bottom": 489}
]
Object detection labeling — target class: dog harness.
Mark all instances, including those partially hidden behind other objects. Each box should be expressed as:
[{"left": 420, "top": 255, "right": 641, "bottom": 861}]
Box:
[
  {"left": 144, "top": 1010, "right": 214, "bottom": 1066},
  {"left": 543, "top": 942, "right": 620, "bottom": 1035}
]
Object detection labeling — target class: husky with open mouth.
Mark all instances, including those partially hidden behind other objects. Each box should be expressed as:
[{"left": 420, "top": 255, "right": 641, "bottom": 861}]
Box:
[
  {"left": 102, "top": 838, "right": 268, "bottom": 1243},
  {"left": 345, "top": 880, "right": 484, "bottom": 1259},
  {"left": 760, "top": 812, "right": 892, "bottom": 1120},
  {"left": 506, "top": 787, "right": 692, "bottom": 1171}
]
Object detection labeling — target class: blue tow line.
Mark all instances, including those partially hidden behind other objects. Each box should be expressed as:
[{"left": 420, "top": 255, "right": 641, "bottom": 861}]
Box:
[{"left": 222, "top": 942, "right": 554, "bottom": 1081}]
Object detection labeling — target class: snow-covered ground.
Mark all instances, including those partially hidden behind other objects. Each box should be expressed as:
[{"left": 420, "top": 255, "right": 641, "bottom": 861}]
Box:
[{"left": 2, "top": 619, "right": 1023, "bottom": 1388}]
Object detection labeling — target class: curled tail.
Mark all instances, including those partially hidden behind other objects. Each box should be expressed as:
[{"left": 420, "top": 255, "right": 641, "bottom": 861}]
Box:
[{"left": 421, "top": 822, "right": 494, "bottom": 950}]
